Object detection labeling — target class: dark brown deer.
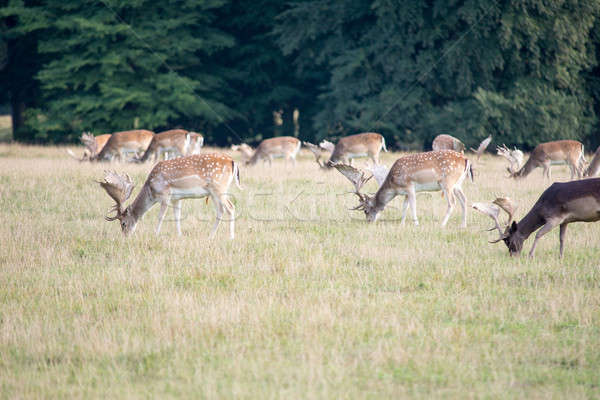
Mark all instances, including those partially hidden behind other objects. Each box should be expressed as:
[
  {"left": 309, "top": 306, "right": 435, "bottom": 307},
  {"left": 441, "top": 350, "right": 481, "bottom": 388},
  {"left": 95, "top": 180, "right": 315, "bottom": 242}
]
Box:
[{"left": 474, "top": 179, "right": 600, "bottom": 257}]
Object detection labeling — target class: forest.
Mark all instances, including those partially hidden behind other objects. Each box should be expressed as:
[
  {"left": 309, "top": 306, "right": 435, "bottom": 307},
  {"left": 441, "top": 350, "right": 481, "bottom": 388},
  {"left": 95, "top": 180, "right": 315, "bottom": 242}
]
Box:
[{"left": 1, "top": 0, "right": 600, "bottom": 150}]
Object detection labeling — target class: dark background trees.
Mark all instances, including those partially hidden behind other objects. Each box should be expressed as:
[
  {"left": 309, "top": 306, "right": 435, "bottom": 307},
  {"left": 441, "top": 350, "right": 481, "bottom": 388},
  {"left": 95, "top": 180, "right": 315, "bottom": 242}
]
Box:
[{"left": 1, "top": 0, "right": 599, "bottom": 149}]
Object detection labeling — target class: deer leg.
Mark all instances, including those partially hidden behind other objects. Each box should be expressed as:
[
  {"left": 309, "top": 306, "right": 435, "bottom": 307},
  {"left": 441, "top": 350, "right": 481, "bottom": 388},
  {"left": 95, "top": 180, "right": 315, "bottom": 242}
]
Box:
[
  {"left": 222, "top": 197, "right": 235, "bottom": 240},
  {"left": 542, "top": 163, "right": 550, "bottom": 179},
  {"left": 400, "top": 197, "right": 410, "bottom": 224},
  {"left": 559, "top": 223, "right": 568, "bottom": 258},
  {"left": 528, "top": 219, "right": 560, "bottom": 258},
  {"left": 173, "top": 200, "right": 182, "bottom": 236},
  {"left": 440, "top": 184, "right": 455, "bottom": 227},
  {"left": 209, "top": 194, "right": 223, "bottom": 239},
  {"left": 155, "top": 201, "right": 169, "bottom": 235},
  {"left": 268, "top": 155, "right": 273, "bottom": 166},
  {"left": 453, "top": 186, "right": 467, "bottom": 228},
  {"left": 407, "top": 185, "right": 419, "bottom": 226}
]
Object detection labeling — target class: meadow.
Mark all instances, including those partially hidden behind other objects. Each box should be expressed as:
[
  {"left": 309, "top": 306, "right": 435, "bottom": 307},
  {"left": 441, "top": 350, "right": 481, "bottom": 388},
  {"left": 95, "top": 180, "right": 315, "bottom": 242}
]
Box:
[{"left": 0, "top": 143, "right": 599, "bottom": 398}]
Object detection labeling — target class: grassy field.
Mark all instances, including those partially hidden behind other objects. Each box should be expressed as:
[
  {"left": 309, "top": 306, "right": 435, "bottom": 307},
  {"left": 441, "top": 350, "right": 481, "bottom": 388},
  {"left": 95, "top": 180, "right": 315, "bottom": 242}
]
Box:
[
  {"left": 0, "top": 143, "right": 599, "bottom": 398},
  {"left": 0, "top": 116, "right": 11, "bottom": 142}
]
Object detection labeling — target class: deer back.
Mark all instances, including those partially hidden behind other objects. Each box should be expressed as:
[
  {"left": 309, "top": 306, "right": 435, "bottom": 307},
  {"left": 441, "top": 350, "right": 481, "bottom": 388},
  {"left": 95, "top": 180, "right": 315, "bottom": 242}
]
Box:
[
  {"left": 146, "top": 153, "right": 237, "bottom": 194},
  {"left": 383, "top": 150, "right": 468, "bottom": 189},
  {"left": 97, "top": 129, "right": 154, "bottom": 158},
  {"left": 432, "top": 134, "right": 465, "bottom": 152},
  {"left": 330, "top": 133, "right": 383, "bottom": 161}
]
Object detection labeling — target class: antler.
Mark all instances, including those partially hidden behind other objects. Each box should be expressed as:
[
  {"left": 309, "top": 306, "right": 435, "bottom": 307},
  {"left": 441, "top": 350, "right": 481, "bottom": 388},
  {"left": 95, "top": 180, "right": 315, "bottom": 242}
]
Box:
[
  {"left": 330, "top": 162, "right": 373, "bottom": 196},
  {"left": 303, "top": 141, "right": 325, "bottom": 168},
  {"left": 472, "top": 197, "right": 518, "bottom": 243},
  {"left": 319, "top": 140, "right": 335, "bottom": 153},
  {"left": 98, "top": 171, "right": 135, "bottom": 220},
  {"left": 472, "top": 202, "right": 503, "bottom": 236},
  {"left": 497, "top": 144, "right": 523, "bottom": 174},
  {"left": 493, "top": 197, "right": 517, "bottom": 225},
  {"left": 364, "top": 162, "right": 389, "bottom": 186},
  {"left": 81, "top": 132, "right": 98, "bottom": 156},
  {"left": 470, "top": 135, "right": 492, "bottom": 160}
]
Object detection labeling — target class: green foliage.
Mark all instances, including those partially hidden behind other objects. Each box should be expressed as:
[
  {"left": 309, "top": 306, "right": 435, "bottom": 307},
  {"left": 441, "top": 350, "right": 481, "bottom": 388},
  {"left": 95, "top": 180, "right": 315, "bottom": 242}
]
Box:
[
  {"left": 276, "top": 0, "right": 600, "bottom": 149},
  {"left": 1, "top": 0, "right": 600, "bottom": 147}
]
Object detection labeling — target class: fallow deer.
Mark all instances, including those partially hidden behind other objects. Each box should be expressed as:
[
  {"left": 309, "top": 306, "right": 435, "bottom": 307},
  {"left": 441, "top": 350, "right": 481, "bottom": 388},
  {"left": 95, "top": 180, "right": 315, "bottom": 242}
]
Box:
[
  {"left": 92, "top": 129, "right": 155, "bottom": 162},
  {"left": 243, "top": 136, "right": 302, "bottom": 166},
  {"left": 137, "top": 129, "right": 191, "bottom": 163},
  {"left": 474, "top": 178, "right": 600, "bottom": 257},
  {"left": 188, "top": 132, "right": 204, "bottom": 155},
  {"left": 333, "top": 150, "right": 472, "bottom": 227},
  {"left": 66, "top": 132, "right": 111, "bottom": 161},
  {"left": 306, "top": 132, "right": 387, "bottom": 168},
  {"left": 99, "top": 153, "right": 241, "bottom": 239},
  {"left": 584, "top": 146, "right": 600, "bottom": 177},
  {"left": 231, "top": 143, "right": 254, "bottom": 163},
  {"left": 432, "top": 134, "right": 465, "bottom": 153},
  {"left": 509, "top": 140, "right": 585, "bottom": 180}
]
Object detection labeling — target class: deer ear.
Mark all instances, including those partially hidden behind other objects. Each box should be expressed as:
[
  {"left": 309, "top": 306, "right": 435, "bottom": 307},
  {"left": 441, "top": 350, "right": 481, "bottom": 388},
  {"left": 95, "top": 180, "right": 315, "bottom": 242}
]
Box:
[{"left": 509, "top": 221, "right": 518, "bottom": 233}]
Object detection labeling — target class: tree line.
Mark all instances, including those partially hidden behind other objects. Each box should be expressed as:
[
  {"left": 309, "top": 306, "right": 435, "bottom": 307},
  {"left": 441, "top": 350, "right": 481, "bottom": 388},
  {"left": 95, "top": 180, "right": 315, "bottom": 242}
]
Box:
[{"left": 1, "top": 0, "right": 599, "bottom": 150}]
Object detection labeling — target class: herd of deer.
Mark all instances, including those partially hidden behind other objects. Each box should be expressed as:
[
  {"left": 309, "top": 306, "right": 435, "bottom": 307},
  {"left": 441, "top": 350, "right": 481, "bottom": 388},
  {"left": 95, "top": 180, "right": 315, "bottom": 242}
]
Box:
[{"left": 75, "top": 128, "right": 599, "bottom": 258}]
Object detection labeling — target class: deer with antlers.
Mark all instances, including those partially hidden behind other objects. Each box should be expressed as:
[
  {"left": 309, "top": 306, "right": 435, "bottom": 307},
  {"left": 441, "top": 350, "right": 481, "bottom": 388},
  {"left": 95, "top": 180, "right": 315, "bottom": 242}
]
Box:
[
  {"left": 432, "top": 134, "right": 465, "bottom": 153},
  {"left": 508, "top": 140, "right": 585, "bottom": 180},
  {"left": 67, "top": 132, "right": 112, "bottom": 161},
  {"left": 473, "top": 178, "right": 600, "bottom": 257},
  {"left": 306, "top": 132, "right": 387, "bottom": 168},
  {"left": 92, "top": 129, "right": 155, "bottom": 162},
  {"left": 332, "top": 150, "right": 472, "bottom": 226},
  {"left": 584, "top": 146, "right": 600, "bottom": 177},
  {"left": 99, "top": 153, "right": 241, "bottom": 239},
  {"left": 240, "top": 136, "right": 302, "bottom": 166}
]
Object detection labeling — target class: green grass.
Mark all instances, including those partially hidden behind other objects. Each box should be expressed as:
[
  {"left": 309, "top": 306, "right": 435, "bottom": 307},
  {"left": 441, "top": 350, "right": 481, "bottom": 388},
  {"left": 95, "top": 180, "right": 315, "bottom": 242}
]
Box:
[{"left": 0, "top": 143, "right": 599, "bottom": 398}]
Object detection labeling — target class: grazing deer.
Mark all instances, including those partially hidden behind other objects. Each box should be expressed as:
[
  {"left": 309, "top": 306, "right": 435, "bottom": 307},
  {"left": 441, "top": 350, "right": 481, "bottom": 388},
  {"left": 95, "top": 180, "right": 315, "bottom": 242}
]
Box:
[
  {"left": 333, "top": 150, "right": 472, "bottom": 227},
  {"left": 584, "top": 146, "right": 600, "bottom": 177},
  {"left": 99, "top": 153, "right": 242, "bottom": 239},
  {"left": 307, "top": 132, "right": 387, "bottom": 168},
  {"left": 231, "top": 143, "right": 254, "bottom": 163},
  {"left": 432, "top": 134, "right": 465, "bottom": 153},
  {"left": 92, "top": 129, "right": 154, "bottom": 162},
  {"left": 469, "top": 135, "right": 492, "bottom": 160},
  {"left": 509, "top": 140, "right": 585, "bottom": 180},
  {"left": 137, "top": 129, "right": 191, "bottom": 162},
  {"left": 243, "top": 136, "right": 302, "bottom": 166},
  {"left": 496, "top": 144, "right": 524, "bottom": 174},
  {"left": 474, "top": 179, "right": 600, "bottom": 257},
  {"left": 188, "top": 132, "right": 204, "bottom": 155},
  {"left": 67, "top": 132, "right": 111, "bottom": 161}
]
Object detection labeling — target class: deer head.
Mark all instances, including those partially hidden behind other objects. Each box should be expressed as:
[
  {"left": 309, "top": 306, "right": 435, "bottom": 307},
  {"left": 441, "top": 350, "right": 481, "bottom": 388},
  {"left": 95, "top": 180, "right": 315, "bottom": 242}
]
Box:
[
  {"left": 81, "top": 132, "right": 98, "bottom": 158},
  {"left": 472, "top": 197, "right": 523, "bottom": 255},
  {"left": 303, "top": 141, "right": 327, "bottom": 169},
  {"left": 98, "top": 170, "right": 137, "bottom": 236},
  {"left": 330, "top": 162, "right": 380, "bottom": 222}
]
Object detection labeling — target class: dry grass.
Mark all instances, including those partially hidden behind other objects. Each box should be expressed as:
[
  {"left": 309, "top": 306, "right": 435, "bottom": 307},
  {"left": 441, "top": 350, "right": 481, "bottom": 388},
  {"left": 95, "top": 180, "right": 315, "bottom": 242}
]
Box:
[{"left": 0, "top": 143, "right": 599, "bottom": 398}]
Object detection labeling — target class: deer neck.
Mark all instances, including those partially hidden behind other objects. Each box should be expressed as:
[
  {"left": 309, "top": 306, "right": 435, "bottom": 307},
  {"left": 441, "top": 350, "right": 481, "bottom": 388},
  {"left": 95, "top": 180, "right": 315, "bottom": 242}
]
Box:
[
  {"left": 373, "top": 185, "right": 395, "bottom": 212},
  {"left": 514, "top": 157, "right": 536, "bottom": 178},
  {"left": 514, "top": 207, "right": 545, "bottom": 242},
  {"left": 128, "top": 184, "right": 156, "bottom": 221}
]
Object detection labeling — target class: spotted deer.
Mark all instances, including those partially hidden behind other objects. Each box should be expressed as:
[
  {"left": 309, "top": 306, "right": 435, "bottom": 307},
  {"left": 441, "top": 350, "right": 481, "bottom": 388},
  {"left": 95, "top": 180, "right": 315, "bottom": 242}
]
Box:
[
  {"left": 473, "top": 179, "right": 600, "bottom": 257},
  {"left": 92, "top": 129, "right": 154, "bottom": 162},
  {"left": 188, "top": 132, "right": 204, "bottom": 155},
  {"left": 99, "top": 153, "right": 241, "bottom": 239},
  {"left": 432, "top": 134, "right": 465, "bottom": 153},
  {"left": 333, "top": 150, "right": 472, "bottom": 227},
  {"left": 509, "top": 140, "right": 585, "bottom": 180}
]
